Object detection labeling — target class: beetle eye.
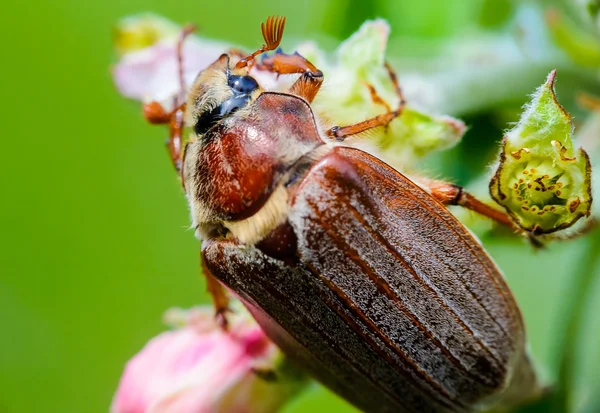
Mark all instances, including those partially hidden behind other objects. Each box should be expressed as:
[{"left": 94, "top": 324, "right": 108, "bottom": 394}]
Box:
[
  {"left": 194, "top": 95, "right": 252, "bottom": 136},
  {"left": 218, "top": 95, "right": 250, "bottom": 117},
  {"left": 194, "top": 75, "right": 258, "bottom": 136},
  {"left": 228, "top": 75, "right": 258, "bottom": 94}
]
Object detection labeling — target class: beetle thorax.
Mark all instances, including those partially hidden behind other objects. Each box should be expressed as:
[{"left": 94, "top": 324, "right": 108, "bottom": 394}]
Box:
[{"left": 183, "top": 92, "right": 326, "bottom": 244}]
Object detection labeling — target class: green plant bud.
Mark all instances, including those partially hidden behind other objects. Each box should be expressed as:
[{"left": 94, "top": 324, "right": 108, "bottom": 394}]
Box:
[{"left": 490, "top": 70, "right": 592, "bottom": 234}]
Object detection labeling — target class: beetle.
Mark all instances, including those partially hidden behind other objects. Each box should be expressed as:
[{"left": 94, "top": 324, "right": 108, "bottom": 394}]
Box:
[{"left": 142, "top": 16, "right": 541, "bottom": 413}]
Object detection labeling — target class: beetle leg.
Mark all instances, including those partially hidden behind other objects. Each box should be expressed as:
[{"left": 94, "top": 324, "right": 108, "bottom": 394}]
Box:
[
  {"left": 140, "top": 25, "right": 194, "bottom": 178},
  {"left": 327, "top": 62, "right": 406, "bottom": 141},
  {"left": 228, "top": 48, "right": 256, "bottom": 70},
  {"left": 384, "top": 61, "right": 404, "bottom": 101},
  {"left": 289, "top": 70, "right": 324, "bottom": 103},
  {"left": 167, "top": 103, "right": 185, "bottom": 176},
  {"left": 176, "top": 24, "right": 196, "bottom": 101},
  {"left": 424, "top": 179, "right": 518, "bottom": 230},
  {"left": 364, "top": 81, "right": 392, "bottom": 113},
  {"left": 326, "top": 107, "right": 404, "bottom": 141},
  {"left": 202, "top": 256, "right": 231, "bottom": 329},
  {"left": 142, "top": 101, "right": 186, "bottom": 177},
  {"left": 425, "top": 179, "right": 598, "bottom": 246},
  {"left": 258, "top": 50, "right": 324, "bottom": 103}
]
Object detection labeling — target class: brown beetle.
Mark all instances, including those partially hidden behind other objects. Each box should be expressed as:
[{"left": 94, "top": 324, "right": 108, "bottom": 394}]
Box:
[{"left": 143, "top": 16, "right": 541, "bottom": 413}]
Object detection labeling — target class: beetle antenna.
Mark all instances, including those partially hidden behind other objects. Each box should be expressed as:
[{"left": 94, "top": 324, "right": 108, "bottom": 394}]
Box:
[
  {"left": 236, "top": 16, "right": 286, "bottom": 69},
  {"left": 177, "top": 24, "right": 196, "bottom": 103}
]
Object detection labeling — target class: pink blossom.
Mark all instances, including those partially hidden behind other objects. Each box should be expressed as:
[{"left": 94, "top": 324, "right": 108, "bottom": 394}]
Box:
[
  {"left": 111, "top": 307, "right": 307, "bottom": 413},
  {"left": 113, "top": 37, "right": 228, "bottom": 104},
  {"left": 112, "top": 15, "right": 291, "bottom": 106}
]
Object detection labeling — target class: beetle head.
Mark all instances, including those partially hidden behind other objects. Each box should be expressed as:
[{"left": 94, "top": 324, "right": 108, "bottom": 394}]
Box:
[
  {"left": 186, "top": 54, "right": 263, "bottom": 137},
  {"left": 186, "top": 16, "right": 286, "bottom": 138}
]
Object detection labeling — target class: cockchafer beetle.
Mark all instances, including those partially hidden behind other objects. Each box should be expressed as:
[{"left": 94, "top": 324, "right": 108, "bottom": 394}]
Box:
[{"left": 142, "top": 16, "right": 541, "bottom": 413}]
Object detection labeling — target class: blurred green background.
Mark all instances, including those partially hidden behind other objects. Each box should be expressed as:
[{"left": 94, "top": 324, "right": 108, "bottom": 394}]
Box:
[{"left": 2, "top": 0, "right": 600, "bottom": 412}]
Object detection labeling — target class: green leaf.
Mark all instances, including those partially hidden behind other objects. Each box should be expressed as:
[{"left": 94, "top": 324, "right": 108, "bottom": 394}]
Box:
[{"left": 490, "top": 70, "right": 592, "bottom": 235}]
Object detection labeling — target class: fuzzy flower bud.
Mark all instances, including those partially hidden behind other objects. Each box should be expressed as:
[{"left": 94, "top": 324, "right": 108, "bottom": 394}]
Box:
[
  {"left": 490, "top": 70, "right": 592, "bottom": 234},
  {"left": 300, "top": 20, "right": 466, "bottom": 169},
  {"left": 111, "top": 304, "right": 308, "bottom": 413}
]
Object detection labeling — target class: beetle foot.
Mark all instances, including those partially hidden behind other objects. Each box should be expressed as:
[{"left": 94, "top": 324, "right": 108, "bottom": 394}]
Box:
[{"left": 214, "top": 307, "right": 231, "bottom": 330}]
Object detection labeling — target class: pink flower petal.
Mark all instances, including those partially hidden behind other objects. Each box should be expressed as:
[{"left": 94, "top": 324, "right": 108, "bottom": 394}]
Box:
[{"left": 113, "top": 37, "right": 229, "bottom": 103}]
